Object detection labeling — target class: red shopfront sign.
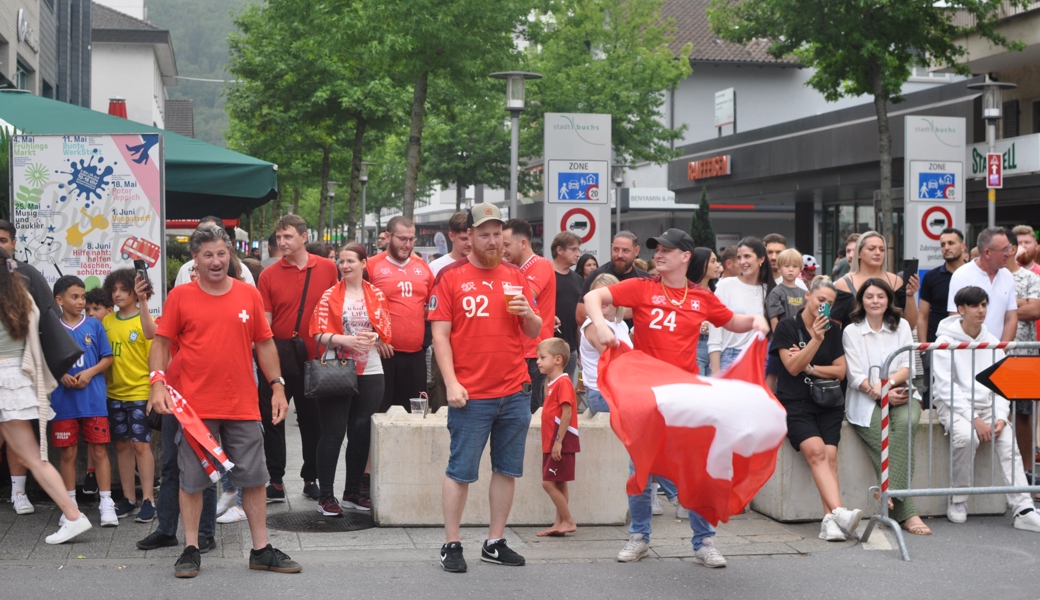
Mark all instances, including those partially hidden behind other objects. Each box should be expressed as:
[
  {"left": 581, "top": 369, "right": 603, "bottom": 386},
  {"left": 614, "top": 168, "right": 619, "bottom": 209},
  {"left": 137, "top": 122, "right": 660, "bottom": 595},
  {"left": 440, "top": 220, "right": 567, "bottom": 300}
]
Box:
[{"left": 687, "top": 155, "right": 731, "bottom": 181}]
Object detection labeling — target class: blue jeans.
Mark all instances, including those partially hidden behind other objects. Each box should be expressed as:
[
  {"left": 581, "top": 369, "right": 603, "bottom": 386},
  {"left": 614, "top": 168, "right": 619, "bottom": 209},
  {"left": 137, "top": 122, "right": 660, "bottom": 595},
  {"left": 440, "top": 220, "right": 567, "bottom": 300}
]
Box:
[
  {"left": 697, "top": 334, "right": 711, "bottom": 377},
  {"left": 445, "top": 391, "right": 532, "bottom": 483},
  {"left": 628, "top": 462, "right": 715, "bottom": 550},
  {"left": 655, "top": 476, "right": 677, "bottom": 502},
  {"left": 717, "top": 347, "right": 742, "bottom": 374},
  {"left": 586, "top": 387, "right": 609, "bottom": 415},
  {"left": 157, "top": 414, "right": 216, "bottom": 538}
]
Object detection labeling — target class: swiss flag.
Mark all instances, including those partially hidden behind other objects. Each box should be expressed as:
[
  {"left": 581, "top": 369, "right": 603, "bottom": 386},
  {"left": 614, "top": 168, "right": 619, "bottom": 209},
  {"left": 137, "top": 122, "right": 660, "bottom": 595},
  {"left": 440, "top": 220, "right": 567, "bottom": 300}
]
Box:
[{"left": 597, "top": 335, "right": 787, "bottom": 525}]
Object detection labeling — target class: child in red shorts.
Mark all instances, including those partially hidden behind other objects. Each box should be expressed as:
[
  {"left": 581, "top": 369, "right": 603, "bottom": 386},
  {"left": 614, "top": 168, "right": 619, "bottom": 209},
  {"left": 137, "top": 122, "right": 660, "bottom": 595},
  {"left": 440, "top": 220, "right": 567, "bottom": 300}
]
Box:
[
  {"left": 536, "top": 338, "right": 580, "bottom": 537},
  {"left": 53, "top": 276, "right": 118, "bottom": 526}
]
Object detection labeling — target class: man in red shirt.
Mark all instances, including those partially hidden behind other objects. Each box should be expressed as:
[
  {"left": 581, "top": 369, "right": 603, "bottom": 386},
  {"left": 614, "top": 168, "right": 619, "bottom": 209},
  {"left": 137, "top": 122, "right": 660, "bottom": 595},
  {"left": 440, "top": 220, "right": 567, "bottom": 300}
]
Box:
[
  {"left": 149, "top": 225, "right": 301, "bottom": 578},
  {"left": 503, "top": 218, "right": 556, "bottom": 412},
  {"left": 585, "top": 228, "right": 769, "bottom": 569},
  {"left": 367, "top": 216, "right": 434, "bottom": 412},
  {"left": 430, "top": 203, "right": 542, "bottom": 573},
  {"left": 257, "top": 215, "right": 339, "bottom": 502}
]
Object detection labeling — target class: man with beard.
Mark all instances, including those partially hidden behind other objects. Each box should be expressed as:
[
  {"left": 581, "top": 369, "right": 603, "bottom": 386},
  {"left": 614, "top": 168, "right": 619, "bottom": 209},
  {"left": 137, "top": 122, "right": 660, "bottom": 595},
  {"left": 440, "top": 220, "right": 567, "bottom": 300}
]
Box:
[
  {"left": 367, "top": 216, "right": 434, "bottom": 412},
  {"left": 256, "top": 215, "right": 339, "bottom": 502},
  {"left": 1013, "top": 225, "right": 1040, "bottom": 277},
  {"left": 918, "top": 228, "right": 967, "bottom": 406},
  {"left": 429, "top": 203, "right": 542, "bottom": 573},
  {"left": 377, "top": 231, "right": 390, "bottom": 253},
  {"left": 576, "top": 231, "right": 648, "bottom": 325},
  {"left": 503, "top": 219, "right": 556, "bottom": 412}
]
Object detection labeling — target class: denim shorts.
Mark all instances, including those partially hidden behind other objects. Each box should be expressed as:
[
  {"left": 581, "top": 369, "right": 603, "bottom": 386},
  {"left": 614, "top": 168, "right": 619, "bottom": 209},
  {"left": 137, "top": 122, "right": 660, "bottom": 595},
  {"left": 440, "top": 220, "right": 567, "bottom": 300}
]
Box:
[{"left": 445, "top": 390, "right": 532, "bottom": 484}]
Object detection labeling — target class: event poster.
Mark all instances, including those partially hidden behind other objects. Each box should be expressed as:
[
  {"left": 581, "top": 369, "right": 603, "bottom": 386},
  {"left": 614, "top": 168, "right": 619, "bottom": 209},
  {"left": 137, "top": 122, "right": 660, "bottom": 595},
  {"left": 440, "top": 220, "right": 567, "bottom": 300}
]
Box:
[{"left": 10, "top": 133, "right": 165, "bottom": 315}]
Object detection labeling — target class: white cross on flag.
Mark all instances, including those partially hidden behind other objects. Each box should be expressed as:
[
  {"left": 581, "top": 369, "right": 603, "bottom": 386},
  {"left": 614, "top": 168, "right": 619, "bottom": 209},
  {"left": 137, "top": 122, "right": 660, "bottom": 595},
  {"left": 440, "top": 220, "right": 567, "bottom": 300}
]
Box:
[{"left": 598, "top": 335, "right": 787, "bottom": 525}]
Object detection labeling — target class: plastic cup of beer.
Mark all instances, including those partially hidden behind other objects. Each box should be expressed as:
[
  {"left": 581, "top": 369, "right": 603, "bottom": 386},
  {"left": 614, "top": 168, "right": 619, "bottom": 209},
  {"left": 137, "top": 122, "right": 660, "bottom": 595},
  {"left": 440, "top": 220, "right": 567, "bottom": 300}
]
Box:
[{"left": 504, "top": 284, "right": 524, "bottom": 314}]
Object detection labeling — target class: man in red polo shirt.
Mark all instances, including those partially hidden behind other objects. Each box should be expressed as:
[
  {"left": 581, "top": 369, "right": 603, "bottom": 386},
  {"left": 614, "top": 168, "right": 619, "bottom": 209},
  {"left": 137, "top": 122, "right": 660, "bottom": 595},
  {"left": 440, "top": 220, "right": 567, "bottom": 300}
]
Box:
[
  {"left": 367, "top": 216, "right": 434, "bottom": 412},
  {"left": 503, "top": 218, "right": 556, "bottom": 412},
  {"left": 430, "top": 203, "right": 542, "bottom": 573},
  {"left": 149, "top": 225, "right": 301, "bottom": 577},
  {"left": 257, "top": 215, "right": 339, "bottom": 502}
]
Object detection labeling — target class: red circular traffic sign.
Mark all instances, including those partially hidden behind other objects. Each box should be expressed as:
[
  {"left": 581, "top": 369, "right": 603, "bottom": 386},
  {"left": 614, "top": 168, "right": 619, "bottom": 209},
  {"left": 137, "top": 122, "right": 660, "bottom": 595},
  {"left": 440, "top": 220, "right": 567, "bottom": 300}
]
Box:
[
  {"left": 561, "top": 207, "right": 596, "bottom": 243},
  {"left": 921, "top": 206, "right": 953, "bottom": 241}
]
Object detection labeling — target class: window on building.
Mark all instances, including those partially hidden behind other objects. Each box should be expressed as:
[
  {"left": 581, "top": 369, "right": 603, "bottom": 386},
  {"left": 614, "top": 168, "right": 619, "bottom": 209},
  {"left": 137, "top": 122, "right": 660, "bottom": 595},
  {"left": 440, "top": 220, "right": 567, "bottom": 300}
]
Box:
[
  {"left": 909, "top": 64, "right": 951, "bottom": 82},
  {"left": 15, "top": 61, "right": 29, "bottom": 91},
  {"left": 42, "top": 81, "right": 54, "bottom": 99},
  {"left": 1003, "top": 100, "right": 1020, "bottom": 138},
  {"left": 1033, "top": 101, "right": 1040, "bottom": 134}
]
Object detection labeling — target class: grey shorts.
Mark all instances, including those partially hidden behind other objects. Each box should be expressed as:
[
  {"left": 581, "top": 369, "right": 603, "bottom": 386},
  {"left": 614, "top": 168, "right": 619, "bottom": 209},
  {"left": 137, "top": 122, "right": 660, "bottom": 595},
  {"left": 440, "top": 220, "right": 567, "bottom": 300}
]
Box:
[{"left": 178, "top": 419, "right": 268, "bottom": 494}]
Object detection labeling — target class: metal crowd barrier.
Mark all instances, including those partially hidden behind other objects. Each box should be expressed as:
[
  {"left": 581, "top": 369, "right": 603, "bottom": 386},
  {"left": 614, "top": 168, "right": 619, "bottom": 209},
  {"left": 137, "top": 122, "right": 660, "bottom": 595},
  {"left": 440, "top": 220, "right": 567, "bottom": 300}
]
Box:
[{"left": 860, "top": 340, "right": 1040, "bottom": 561}]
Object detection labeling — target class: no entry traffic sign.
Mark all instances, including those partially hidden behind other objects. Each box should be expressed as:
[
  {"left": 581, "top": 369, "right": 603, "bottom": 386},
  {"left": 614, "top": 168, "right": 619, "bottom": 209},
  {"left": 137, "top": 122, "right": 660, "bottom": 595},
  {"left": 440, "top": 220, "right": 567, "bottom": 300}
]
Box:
[{"left": 561, "top": 207, "right": 596, "bottom": 243}]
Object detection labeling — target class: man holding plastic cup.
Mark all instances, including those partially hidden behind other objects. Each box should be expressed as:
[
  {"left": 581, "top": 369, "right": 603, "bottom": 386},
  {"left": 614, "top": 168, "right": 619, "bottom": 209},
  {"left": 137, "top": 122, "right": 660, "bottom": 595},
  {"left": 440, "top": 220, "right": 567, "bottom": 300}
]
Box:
[{"left": 429, "top": 203, "right": 542, "bottom": 573}]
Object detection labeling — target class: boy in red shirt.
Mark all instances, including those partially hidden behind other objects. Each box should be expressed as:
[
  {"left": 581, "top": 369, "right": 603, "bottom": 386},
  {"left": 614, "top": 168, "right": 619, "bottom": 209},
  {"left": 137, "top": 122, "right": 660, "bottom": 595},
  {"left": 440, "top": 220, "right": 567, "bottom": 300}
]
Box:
[{"left": 536, "top": 338, "right": 579, "bottom": 538}]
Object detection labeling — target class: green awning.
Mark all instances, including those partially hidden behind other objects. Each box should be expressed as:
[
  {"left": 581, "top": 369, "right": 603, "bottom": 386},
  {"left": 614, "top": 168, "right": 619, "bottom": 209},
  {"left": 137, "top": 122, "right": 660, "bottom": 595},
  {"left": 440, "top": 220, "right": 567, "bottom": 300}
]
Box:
[{"left": 0, "top": 91, "right": 277, "bottom": 219}]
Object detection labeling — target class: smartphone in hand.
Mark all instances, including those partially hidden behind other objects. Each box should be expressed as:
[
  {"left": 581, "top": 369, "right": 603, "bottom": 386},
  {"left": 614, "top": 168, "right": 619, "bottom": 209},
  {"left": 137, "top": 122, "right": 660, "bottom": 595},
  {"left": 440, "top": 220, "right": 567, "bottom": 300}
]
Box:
[
  {"left": 133, "top": 259, "right": 152, "bottom": 293},
  {"left": 818, "top": 301, "right": 832, "bottom": 330}
]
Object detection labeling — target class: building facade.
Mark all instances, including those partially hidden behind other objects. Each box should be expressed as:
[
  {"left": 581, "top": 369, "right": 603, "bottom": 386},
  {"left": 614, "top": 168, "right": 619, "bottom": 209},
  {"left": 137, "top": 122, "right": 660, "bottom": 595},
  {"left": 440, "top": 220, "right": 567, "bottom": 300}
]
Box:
[{"left": 0, "top": 0, "right": 90, "bottom": 105}]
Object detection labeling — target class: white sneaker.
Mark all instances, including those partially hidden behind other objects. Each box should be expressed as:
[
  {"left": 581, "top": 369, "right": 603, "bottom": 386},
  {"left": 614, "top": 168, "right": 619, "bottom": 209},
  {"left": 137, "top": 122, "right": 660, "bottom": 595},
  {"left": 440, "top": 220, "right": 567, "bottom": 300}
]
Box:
[
  {"left": 12, "top": 493, "right": 34, "bottom": 515},
  {"left": 947, "top": 500, "right": 967, "bottom": 524},
  {"left": 45, "top": 514, "right": 92, "bottom": 544},
  {"left": 99, "top": 497, "right": 119, "bottom": 527},
  {"left": 692, "top": 537, "right": 727, "bottom": 568},
  {"left": 676, "top": 504, "right": 689, "bottom": 520},
  {"left": 217, "top": 490, "right": 238, "bottom": 515},
  {"left": 818, "top": 514, "right": 846, "bottom": 541},
  {"left": 1014, "top": 509, "right": 1040, "bottom": 533},
  {"left": 832, "top": 507, "right": 864, "bottom": 537},
  {"left": 216, "top": 505, "right": 247, "bottom": 524},
  {"left": 617, "top": 534, "right": 650, "bottom": 562},
  {"left": 650, "top": 492, "right": 664, "bottom": 516}
]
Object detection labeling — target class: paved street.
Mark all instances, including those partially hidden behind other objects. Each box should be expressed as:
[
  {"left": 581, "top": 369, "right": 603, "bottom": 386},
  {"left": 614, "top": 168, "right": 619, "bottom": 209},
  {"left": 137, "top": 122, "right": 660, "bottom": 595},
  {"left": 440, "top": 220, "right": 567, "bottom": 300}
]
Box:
[{"left": 2, "top": 413, "right": 1040, "bottom": 598}]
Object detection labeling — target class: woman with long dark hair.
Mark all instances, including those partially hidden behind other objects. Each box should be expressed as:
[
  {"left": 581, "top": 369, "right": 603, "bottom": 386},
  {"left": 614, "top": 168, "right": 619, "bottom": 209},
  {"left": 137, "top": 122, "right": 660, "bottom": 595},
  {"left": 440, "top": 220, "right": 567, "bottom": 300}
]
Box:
[
  {"left": 708, "top": 237, "right": 775, "bottom": 374},
  {"left": 842, "top": 279, "right": 928, "bottom": 534},
  {"left": 688, "top": 247, "right": 722, "bottom": 376},
  {"left": 309, "top": 243, "right": 391, "bottom": 515},
  {"left": 0, "top": 249, "right": 92, "bottom": 543},
  {"left": 577, "top": 254, "right": 599, "bottom": 281}
]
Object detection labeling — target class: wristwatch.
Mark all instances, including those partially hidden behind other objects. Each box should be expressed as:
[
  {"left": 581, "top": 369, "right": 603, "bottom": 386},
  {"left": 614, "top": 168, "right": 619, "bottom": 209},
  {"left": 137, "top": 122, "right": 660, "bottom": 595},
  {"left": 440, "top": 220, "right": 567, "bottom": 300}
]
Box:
[{"left": 270, "top": 377, "right": 286, "bottom": 387}]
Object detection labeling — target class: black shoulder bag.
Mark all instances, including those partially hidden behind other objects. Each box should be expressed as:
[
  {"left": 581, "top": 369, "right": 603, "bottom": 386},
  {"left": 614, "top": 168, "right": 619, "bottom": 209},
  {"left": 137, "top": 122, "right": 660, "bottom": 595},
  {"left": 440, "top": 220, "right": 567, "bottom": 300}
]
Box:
[
  {"left": 273, "top": 268, "right": 312, "bottom": 379},
  {"left": 797, "top": 327, "right": 844, "bottom": 408},
  {"left": 304, "top": 333, "right": 357, "bottom": 400}
]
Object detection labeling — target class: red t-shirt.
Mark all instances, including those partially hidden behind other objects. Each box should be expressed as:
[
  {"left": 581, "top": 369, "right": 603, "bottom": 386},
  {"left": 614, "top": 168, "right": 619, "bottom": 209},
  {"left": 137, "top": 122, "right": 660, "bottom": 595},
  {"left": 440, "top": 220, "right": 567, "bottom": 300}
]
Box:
[
  {"left": 156, "top": 281, "right": 273, "bottom": 420},
  {"left": 366, "top": 253, "right": 434, "bottom": 353},
  {"left": 518, "top": 254, "right": 557, "bottom": 358},
  {"left": 609, "top": 277, "right": 734, "bottom": 374},
  {"left": 258, "top": 255, "right": 339, "bottom": 360},
  {"left": 428, "top": 259, "right": 533, "bottom": 400},
  {"left": 542, "top": 374, "right": 579, "bottom": 453}
]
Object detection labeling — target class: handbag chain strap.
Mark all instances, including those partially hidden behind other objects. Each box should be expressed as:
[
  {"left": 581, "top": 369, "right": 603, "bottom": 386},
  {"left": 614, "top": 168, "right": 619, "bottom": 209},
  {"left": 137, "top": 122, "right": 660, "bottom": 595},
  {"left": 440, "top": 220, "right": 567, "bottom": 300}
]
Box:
[{"left": 797, "top": 326, "right": 818, "bottom": 387}]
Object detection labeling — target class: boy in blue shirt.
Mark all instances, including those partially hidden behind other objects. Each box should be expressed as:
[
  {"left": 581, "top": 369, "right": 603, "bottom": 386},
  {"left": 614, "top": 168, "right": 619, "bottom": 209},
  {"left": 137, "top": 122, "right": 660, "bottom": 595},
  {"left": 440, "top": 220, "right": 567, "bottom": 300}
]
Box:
[{"left": 53, "top": 276, "right": 118, "bottom": 527}]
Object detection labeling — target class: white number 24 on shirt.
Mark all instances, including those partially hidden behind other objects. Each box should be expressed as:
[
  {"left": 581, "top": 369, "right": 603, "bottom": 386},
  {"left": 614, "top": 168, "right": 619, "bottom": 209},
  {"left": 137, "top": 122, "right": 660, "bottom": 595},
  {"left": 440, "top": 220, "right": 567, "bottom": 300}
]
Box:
[{"left": 649, "top": 308, "right": 677, "bottom": 331}]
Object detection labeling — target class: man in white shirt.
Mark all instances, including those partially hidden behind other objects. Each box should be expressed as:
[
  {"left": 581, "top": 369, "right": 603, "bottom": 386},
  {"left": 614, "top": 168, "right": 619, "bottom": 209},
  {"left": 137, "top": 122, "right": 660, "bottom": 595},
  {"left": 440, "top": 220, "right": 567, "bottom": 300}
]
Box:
[
  {"left": 946, "top": 227, "right": 1017, "bottom": 342},
  {"left": 429, "top": 212, "right": 471, "bottom": 276}
]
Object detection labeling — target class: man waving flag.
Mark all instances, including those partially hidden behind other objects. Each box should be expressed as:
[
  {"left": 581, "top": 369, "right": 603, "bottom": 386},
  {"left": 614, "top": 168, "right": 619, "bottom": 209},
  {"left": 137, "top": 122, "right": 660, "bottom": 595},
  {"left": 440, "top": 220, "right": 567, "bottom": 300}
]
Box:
[{"left": 598, "top": 335, "right": 787, "bottom": 526}]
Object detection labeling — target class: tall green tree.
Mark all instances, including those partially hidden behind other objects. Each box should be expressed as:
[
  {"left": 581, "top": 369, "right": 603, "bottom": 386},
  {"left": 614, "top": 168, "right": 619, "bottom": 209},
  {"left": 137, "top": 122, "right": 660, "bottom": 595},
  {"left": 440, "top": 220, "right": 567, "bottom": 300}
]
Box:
[
  {"left": 689, "top": 187, "right": 715, "bottom": 249},
  {"left": 524, "top": 0, "right": 692, "bottom": 165},
  {"left": 709, "top": 0, "right": 1028, "bottom": 269}
]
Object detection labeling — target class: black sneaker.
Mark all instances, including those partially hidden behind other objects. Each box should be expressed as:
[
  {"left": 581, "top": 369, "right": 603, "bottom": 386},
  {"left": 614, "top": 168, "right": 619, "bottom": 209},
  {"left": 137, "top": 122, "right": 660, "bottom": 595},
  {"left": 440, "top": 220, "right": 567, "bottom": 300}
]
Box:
[
  {"left": 135, "top": 500, "right": 156, "bottom": 523},
  {"left": 198, "top": 535, "right": 217, "bottom": 554},
  {"left": 137, "top": 530, "right": 179, "bottom": 550},
  {"left": 114, "top": 498, "right": 137, "bottom": 519},
  {"left": 174, "top": 545, "right": 201, "bottom": 578},
  {"left": 302, "top": 481, "right": 320, "bottom": 500},
  {"left": 249, "top": 544, "right": 303, "bottom": 573},
  {"left": 440, "top": 542, "right": 467, "bottom": 573},
  {"left": 266, "top": 483, "right": 286, "bottom": 503},
  {"left": 480, "top": 539, "right": 525, "bottom": 566},
  {"left": 82, "top": 472, "right": 99, "bottom": 495}
]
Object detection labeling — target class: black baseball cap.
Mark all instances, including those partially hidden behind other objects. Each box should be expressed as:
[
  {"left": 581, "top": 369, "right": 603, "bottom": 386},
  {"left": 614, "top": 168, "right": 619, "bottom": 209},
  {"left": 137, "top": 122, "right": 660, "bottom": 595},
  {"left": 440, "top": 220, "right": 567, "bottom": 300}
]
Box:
[{"left": 646, "top": 228, "right": 695, "bottom": 253}]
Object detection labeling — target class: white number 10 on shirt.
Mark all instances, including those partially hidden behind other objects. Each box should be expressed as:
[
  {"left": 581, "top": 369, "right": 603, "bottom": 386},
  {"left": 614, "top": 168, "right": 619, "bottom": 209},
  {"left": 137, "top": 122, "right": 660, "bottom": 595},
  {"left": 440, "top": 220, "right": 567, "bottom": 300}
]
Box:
[
  {"left": 649, "top": 308, "right": 677, "bottom": 331},
  {"left": 463, "top": 295, "right": 490, "bottom": 318},
  {"left": 397, "top": 281, "right": 413, "bottom": 297}
]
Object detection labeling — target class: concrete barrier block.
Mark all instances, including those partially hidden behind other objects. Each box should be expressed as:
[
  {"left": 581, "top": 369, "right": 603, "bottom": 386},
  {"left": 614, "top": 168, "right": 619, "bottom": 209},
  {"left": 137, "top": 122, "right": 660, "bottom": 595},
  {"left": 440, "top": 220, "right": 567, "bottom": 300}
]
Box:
[
  {"left": 752, "top": 410, "right": 1011, "bottom": 522},
  {"left": 370, "top": 406, "right": 629, "bottom": 527}
]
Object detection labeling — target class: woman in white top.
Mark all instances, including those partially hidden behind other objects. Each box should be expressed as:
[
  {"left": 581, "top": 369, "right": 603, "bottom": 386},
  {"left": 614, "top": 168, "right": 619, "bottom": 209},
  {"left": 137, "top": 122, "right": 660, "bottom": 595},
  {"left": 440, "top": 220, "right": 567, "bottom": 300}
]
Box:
[
  {"left": 842, "top": 278, "right": 929, "bottom": 535},
  {"left": 709, "top": 237, "right": 774, "bottom": 374},
  {"left": 579, "top": 273, "right": 631, "bottom": 415}
]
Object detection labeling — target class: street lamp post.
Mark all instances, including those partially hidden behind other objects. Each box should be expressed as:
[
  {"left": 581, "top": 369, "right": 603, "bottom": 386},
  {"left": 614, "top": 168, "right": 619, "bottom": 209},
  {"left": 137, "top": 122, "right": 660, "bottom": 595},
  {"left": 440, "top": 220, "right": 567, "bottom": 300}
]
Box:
[
  {"left": 327, "top": 180, "right": 339, "bottom": 243},
  {"left": 490, "top": 71, "right": 542, "bottom": 219},
  {"left": 967, "top": 78, "right": 1016, "bottom": 228},
  {"left": 359, "top": 162, "right": 375, "bottom": 247},
  {"left": 612, "top": 164, "right": 626, "bottom": 236}
]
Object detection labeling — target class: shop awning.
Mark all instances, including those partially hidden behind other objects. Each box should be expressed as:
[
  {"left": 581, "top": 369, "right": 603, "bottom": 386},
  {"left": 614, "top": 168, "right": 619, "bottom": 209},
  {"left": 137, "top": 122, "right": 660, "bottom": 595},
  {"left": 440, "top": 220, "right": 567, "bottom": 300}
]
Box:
[{"left": 0, "top": 91, "right": 277, "bottom": 219}]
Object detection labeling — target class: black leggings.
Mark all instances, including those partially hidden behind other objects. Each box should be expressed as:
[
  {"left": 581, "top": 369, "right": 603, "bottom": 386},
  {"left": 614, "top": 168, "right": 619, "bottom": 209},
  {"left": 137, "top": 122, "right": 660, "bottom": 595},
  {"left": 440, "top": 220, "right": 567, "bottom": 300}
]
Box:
[{"left": 315, "top": 374, "right": 384, "bottom": 495}]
